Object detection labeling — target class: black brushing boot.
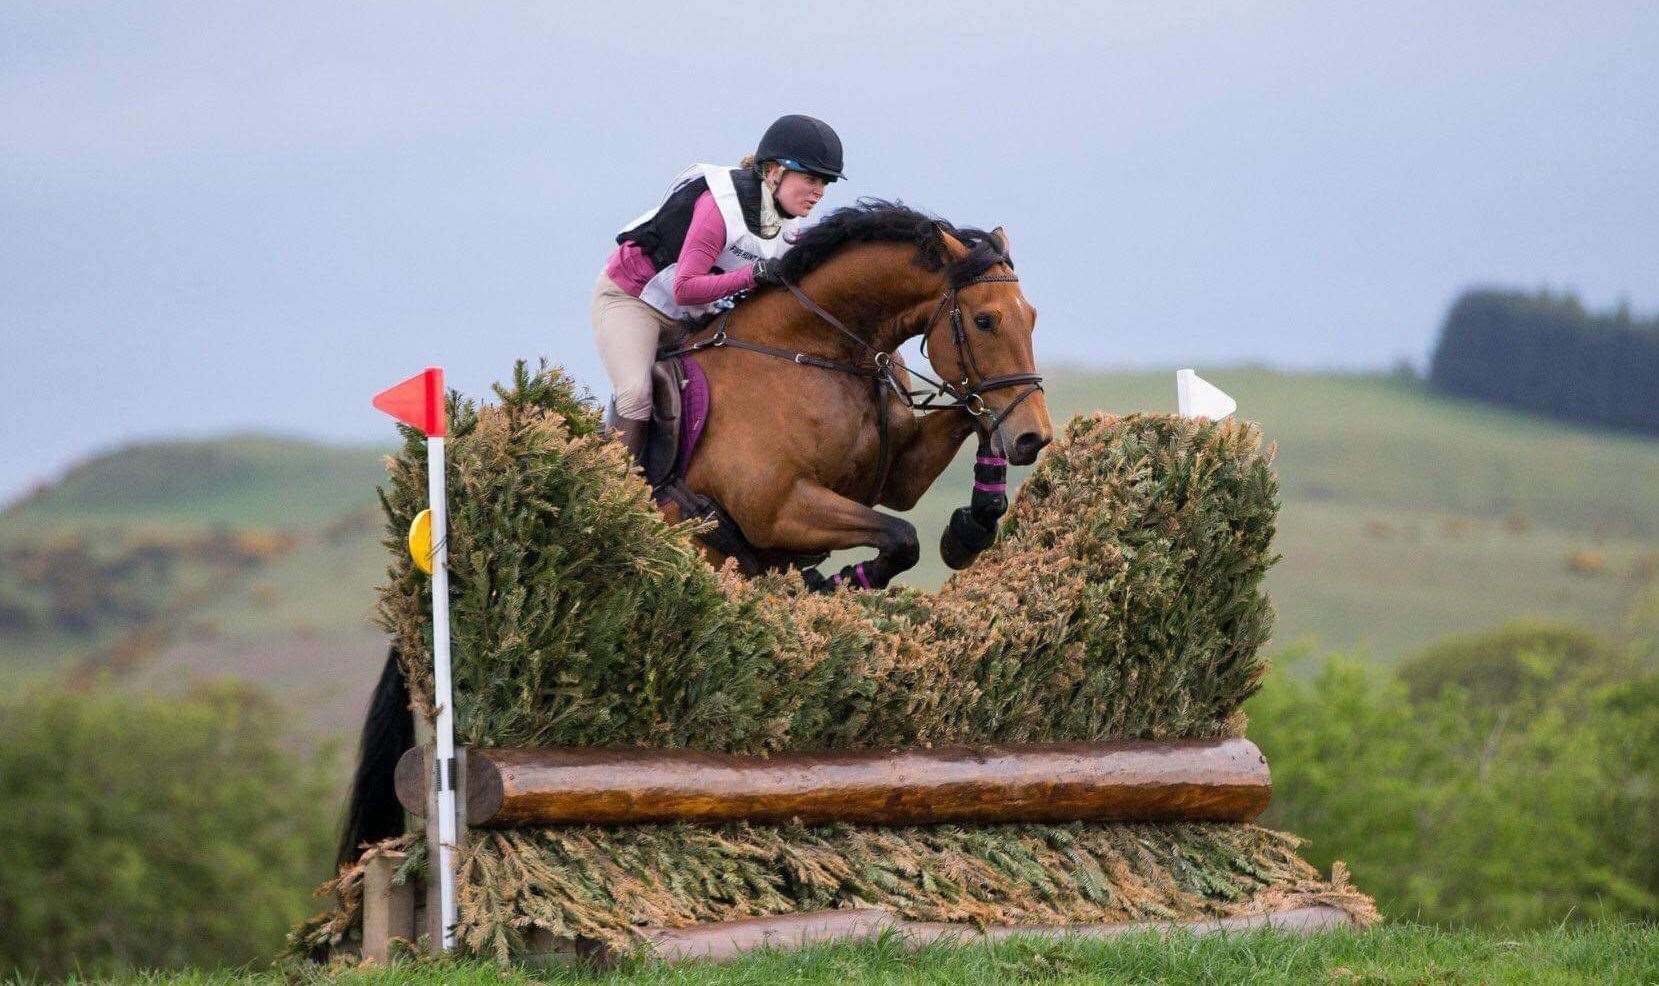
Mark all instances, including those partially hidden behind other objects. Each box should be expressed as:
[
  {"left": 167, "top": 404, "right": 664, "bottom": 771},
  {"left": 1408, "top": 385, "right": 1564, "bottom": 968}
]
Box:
[{"left": 940, "top": 447, "right": 1009, "bottom": 569}]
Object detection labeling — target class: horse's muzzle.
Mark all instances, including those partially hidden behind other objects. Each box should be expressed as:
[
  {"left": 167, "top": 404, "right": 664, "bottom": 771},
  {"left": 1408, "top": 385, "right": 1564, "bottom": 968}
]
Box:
[{"left": 1008, "top": 429, "right": 1051, "bottom": 465}]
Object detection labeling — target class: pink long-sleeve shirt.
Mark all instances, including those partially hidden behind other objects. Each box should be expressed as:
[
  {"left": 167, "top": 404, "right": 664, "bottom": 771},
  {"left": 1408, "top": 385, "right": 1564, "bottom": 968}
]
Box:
[{"left": 605, "top": 190, "right": 757, "bottom": 307}]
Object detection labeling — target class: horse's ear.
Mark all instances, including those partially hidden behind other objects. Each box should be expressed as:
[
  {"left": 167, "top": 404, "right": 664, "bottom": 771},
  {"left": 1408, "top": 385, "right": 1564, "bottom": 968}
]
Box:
[
  {"left": 990, "top": 226, "right": 1011, "bottom": 255},
  {"left": 935, "top": 223, "right": 972, "bottom": 262}
]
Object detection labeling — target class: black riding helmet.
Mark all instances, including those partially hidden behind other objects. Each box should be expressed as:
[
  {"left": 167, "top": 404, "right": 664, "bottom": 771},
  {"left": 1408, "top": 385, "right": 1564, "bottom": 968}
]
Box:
[{"left": 754, "top": 114, "right": 845, "bottom": 182}]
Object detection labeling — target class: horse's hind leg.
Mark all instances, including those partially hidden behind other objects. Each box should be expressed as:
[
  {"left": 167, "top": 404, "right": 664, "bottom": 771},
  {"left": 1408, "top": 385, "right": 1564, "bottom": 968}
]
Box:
[
  {"left": 655, "top": 484, "right": 739, "bottom": 572},
  {"left": 756, "top": 481, "right": 919, "bottom": 591}
]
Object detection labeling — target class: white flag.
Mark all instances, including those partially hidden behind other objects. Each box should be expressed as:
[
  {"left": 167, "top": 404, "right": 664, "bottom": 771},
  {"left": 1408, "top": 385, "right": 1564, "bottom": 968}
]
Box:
[{"left": 1176, "top": 369, "right": 1237, "bottom": 420}]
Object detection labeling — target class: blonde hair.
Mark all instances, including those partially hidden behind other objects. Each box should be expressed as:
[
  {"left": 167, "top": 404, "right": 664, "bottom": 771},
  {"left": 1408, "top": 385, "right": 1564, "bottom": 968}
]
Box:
[{"left": 740, "top": 154, "right": 757, "bottom": 170}]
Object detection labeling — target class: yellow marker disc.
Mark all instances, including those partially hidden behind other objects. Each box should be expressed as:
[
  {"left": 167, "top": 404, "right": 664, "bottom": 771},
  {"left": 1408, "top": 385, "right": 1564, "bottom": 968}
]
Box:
[{"left": 408, "top": 508, "right": 434, "bottom": 575}]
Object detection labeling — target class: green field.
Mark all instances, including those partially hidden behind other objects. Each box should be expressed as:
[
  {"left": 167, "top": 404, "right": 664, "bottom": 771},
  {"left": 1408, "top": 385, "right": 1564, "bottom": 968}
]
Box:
[
  {"left": 34, "top": 925, "right": 1659, "bottom": 985},
  {"left": 3, "top": 369, "right": 1656, "bottom": 727}
]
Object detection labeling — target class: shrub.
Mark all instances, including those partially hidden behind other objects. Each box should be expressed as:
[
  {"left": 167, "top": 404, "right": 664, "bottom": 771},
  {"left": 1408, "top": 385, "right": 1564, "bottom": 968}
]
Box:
[
  {"left": 1249, "top": 636, "right": 1659, "bottom": 928},
  {"left": 1396, "top": 620, "right": 1629, "bottom": 714},
  {"left": 0, "top": 683, "right": 336, "bottom": 978}
]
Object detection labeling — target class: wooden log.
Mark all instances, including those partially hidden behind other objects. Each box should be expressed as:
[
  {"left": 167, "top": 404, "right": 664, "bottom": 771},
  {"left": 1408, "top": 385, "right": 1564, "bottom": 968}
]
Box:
[
  {"left": 395, "top": 738, "right": 1270, "bottom": 828},
  {"left": 629, "top": 905, "right": 1354, "bottom": 964}
]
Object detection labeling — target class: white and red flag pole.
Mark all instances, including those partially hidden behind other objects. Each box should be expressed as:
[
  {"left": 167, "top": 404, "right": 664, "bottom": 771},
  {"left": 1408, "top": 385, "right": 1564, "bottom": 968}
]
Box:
[{"left": 371, "top": 367, "right": 459, "bottom": 952}]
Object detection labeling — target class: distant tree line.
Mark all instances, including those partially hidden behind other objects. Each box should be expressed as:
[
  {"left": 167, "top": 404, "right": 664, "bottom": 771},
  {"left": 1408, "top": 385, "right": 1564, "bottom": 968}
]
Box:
[{"left": 1429, "top": 289, "right": 1659, "bottom": 435}]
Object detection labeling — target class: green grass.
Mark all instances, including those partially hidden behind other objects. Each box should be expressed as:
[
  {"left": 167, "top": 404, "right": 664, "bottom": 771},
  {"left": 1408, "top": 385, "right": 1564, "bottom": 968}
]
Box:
[{"left": 30, "top": 925, "right": 1659, "bottom": 985}]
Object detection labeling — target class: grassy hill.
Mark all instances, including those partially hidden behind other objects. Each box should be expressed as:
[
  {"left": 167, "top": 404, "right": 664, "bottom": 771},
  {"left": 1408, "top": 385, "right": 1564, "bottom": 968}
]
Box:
[
  {"left": 2, "top": 370, "right": 1655, "bottom": 738},
  {"left": 4, "top": 435, "right": 387, "bottom": 530},
  {"left": 0, "top": 436, "right": 391, "bottom": 731}
]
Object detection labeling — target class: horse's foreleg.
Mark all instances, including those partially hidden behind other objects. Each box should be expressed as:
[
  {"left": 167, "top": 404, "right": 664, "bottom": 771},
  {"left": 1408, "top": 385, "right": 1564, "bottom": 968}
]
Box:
[
  {"left": 938, "top": 454, "right": 1008, "bottom": 570},
  {"left": 757, "top": 481, "right": 919, "bottom": 591},
  {"left": 880, "top": 409, "right": 978, "bottom": 511},
  {"left": 882, "top": 410, "right": 1007, "bottom": 570}
]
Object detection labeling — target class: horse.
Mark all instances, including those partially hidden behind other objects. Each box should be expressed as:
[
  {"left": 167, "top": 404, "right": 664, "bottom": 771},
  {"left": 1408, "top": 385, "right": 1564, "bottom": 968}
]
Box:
[
  {"left": 655, "top": 200, "right": 1053, "bottom": 590},
  {"left": 336, "top": 201, "right": 1053, "bottom": 868}
]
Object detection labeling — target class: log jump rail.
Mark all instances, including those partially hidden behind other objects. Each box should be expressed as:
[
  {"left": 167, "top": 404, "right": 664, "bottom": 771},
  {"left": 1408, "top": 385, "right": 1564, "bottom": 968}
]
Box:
[
  {"left": 358, "top": 737, "right": 1289, "bottom": 963},
  {"left": 394, "top": 738, "right": 1272, "bottom": 828}
]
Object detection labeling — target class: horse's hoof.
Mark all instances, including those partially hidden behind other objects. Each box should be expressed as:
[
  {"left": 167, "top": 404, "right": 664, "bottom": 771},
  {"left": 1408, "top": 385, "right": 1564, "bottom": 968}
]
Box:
[
  {"left": 940, "top": 531, "right": 978, "bottom": 570},
  {"left": 801, "top": 568, "right": 834, "bottom": 593},
  {"left": 941, "top": 507, "right": 996, "bottom": 570}
]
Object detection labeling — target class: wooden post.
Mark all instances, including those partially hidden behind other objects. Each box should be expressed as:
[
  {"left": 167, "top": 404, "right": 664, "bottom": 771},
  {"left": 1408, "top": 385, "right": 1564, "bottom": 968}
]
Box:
[{"left": 361, "top": 854, "right": 415, "bottom": 963}]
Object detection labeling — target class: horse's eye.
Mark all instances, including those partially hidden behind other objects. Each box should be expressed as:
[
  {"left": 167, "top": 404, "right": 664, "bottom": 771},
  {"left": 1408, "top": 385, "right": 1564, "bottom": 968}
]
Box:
[{"left": 973, "top": 312, "right": 996, "bottom": 332}]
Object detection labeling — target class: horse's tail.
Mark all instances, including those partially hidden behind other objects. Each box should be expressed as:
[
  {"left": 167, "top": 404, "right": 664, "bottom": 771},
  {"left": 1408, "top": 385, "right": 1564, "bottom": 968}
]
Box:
[{"left": 335, "top": 645, "right": 416, "bottom": 869}]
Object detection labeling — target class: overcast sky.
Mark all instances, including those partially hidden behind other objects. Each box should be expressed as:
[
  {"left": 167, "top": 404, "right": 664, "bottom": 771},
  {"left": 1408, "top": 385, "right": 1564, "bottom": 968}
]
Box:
[{"left": 3, "top": 2, "right": 1655, "bottom": 503}]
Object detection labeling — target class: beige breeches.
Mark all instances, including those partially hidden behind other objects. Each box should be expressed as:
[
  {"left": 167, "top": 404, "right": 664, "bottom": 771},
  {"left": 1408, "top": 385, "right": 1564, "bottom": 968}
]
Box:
[{"left": 590, "top": 272, "right": 679, "bottom": 421}]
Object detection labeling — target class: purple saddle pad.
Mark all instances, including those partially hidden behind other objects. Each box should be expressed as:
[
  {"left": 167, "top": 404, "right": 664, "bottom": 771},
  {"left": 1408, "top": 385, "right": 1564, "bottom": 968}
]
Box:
[{"left": 674, "top": 354, "right": 711, "bottom": 480}]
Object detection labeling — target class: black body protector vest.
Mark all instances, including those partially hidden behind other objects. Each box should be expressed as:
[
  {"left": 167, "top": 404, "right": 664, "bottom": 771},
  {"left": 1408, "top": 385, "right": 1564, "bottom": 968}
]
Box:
[{"left": 615, "top": 164, "right": 799, "bottom": 319}]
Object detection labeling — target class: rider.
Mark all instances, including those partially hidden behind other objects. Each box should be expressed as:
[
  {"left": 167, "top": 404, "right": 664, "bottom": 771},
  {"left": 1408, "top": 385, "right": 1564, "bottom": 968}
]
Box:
[{"left": 592, "top": 114, "right": 845, "bottom": 466}]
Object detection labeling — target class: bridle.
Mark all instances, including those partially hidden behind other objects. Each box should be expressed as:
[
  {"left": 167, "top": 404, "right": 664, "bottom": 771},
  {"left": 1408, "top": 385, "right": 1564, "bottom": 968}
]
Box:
[
  {"left": 909, "top": 272, "right": 1045, "bottom": 440},
  {"left": 659, "top": 263, "right": 1044, "bottom": 496}
]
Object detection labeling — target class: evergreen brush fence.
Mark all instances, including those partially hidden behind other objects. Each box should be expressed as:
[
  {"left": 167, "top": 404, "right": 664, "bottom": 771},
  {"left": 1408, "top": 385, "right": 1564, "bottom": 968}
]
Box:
[
  {"left": 375, "top": 363, "right": 1279, "bottom": 751},
  {"left": 1430, "top": 288, "right": 1659, "bottom": 436},
  {"left": 293, "top": 362, "right": 1375, "bottom": 961}
]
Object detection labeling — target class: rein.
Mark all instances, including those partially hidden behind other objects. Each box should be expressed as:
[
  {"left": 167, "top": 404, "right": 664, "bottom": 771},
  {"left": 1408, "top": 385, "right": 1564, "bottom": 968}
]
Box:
[
  {"left": 778, "top": 274, "right": 1045, "bottom": 436},
  {"left": 777, "top": 271, "right": 1045, "bottom": 432}
]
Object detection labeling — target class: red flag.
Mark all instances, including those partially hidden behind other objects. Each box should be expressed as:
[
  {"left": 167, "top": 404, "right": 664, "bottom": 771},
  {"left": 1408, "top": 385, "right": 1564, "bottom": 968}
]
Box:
[{"left": 372, "top": 367, "right": 447, "bottom": 437}]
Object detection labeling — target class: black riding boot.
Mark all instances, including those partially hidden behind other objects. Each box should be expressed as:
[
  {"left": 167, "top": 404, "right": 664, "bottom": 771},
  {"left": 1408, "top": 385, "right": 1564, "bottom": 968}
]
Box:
[{"left": 611, "top": 416, "right": 650, "bottom": 471}]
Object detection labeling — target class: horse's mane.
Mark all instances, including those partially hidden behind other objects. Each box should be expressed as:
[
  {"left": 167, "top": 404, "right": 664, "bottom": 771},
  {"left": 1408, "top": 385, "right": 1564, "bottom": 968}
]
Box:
[{"left": 775, "top": 199, "right": 1012, "bottom": 288}]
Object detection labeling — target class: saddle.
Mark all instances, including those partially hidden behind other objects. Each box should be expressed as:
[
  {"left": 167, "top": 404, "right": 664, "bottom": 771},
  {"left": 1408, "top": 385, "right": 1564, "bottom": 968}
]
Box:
[{"left": 640, "top": 354, "right": 708, "bottom": 488}]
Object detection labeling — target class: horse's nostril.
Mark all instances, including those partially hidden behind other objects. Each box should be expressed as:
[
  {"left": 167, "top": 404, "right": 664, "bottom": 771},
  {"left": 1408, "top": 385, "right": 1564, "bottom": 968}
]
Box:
[{"left": 1012, "top": 431, "right": 1048, "bottom": 462}]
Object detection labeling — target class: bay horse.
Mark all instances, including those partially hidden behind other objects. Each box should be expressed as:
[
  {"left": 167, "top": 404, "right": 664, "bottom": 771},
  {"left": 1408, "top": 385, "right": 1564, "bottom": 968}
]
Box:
[
  {"left": 335, "top": 202, "right": 1052, "bottom": 868},
  {"left": 656, "top": 200, "right": 1053, "bottom": 590}
]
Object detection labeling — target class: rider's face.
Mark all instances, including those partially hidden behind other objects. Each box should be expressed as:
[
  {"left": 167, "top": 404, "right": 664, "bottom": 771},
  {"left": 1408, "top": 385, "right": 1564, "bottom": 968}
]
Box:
[{"left": 767, "top": 166, "right": 829, "bottom": 218}]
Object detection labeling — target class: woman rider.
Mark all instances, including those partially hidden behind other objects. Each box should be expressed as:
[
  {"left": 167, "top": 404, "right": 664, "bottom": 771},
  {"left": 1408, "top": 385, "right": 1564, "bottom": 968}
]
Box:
[{"left": 592, "top": 114, "right": 845, "bottom": 465}]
